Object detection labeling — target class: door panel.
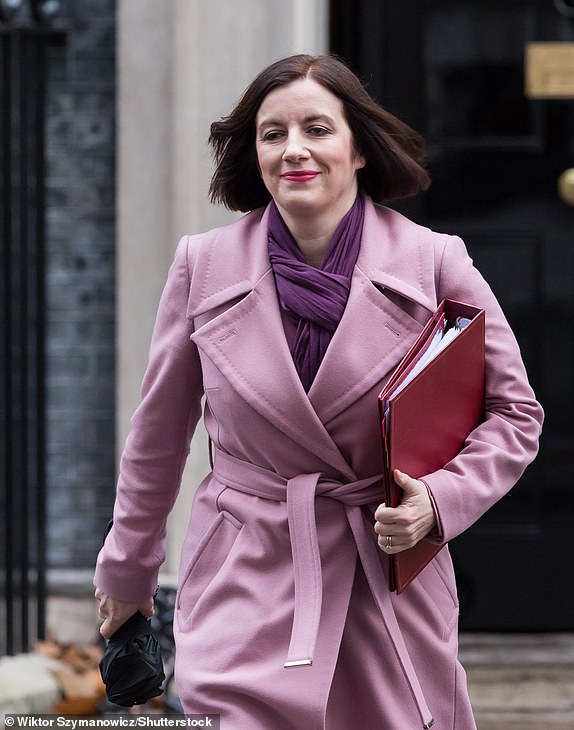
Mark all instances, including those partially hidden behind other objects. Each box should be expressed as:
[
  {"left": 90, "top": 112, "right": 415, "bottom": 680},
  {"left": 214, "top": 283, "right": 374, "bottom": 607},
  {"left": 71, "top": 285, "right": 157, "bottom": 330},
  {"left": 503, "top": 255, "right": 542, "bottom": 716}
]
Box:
[{"left": 332, "top": 0, "right": 574, "bottom": 630}]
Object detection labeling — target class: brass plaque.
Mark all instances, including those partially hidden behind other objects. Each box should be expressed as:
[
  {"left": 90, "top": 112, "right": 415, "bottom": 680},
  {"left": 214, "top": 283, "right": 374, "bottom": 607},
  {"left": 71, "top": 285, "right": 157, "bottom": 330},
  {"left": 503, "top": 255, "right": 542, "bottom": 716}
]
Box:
[{"left": 525, "top": 42, "right": 574, "bottom": 99}]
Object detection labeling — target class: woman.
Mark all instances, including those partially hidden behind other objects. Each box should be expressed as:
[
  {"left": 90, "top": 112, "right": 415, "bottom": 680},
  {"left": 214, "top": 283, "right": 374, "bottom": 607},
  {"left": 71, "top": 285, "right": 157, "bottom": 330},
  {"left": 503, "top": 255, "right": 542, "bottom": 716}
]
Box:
[{"left": 94, "top": 55, "right": 543, "bottom": 729}]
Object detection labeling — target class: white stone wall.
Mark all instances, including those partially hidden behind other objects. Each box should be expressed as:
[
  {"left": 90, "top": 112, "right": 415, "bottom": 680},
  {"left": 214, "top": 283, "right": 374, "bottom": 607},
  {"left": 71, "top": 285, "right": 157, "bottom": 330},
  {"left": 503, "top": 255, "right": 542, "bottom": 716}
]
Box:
[{"left": 117, "top": 0, "right": 328, "bottom": 578}]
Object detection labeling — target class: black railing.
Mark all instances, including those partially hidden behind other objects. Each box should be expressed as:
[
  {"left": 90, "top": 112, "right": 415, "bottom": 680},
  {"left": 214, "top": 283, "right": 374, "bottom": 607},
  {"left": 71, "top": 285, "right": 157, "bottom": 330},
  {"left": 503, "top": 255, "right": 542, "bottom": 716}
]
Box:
[{"left": 0, "top": 3, "right": 65, "bottom": 655}]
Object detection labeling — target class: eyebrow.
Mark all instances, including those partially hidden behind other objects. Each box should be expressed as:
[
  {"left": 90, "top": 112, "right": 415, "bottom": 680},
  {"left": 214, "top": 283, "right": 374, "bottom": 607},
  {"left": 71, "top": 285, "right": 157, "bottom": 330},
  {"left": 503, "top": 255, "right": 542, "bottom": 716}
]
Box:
[{"left": 257, "top": 113, "right": 336, "bottom": 131}]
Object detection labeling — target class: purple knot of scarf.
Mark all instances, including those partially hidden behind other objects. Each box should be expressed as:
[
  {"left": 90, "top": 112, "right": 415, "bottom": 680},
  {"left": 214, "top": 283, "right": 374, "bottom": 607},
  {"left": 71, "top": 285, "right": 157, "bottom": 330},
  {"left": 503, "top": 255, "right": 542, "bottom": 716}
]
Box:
[{"left": 268, "top": 196, "right": 365, "bottom": 391}]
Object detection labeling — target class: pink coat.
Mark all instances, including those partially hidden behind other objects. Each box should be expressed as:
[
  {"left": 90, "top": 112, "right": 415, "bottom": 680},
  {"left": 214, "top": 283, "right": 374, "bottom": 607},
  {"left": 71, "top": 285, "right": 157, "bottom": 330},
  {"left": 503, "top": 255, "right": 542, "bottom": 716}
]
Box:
[{"left": 95, "top": 197, "right": 543, "bottom": 729}]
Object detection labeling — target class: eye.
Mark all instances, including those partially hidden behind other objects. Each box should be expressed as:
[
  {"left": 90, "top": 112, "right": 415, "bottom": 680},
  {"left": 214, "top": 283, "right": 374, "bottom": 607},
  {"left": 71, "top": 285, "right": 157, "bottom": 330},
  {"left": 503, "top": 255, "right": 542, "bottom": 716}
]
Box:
[
  {"left": 308, "top": 126, "right": 330, "bottom": 137},
  {"left": 261, "top": 130, "right": 284, "bottom": 142}
]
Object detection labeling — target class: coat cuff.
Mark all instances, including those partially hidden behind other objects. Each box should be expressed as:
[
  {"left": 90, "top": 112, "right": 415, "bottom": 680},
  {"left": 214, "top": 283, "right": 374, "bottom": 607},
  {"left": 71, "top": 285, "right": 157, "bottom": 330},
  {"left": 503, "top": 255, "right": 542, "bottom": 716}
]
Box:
[{"left": 420, "top": 478, "right": 445, "bottom": 543}]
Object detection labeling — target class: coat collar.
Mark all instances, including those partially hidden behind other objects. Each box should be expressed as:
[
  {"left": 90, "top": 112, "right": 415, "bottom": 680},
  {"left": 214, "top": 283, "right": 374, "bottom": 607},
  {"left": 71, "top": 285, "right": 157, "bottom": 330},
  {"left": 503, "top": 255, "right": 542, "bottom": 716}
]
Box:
[
  {"left": 188, "top": 198, "right": 437, "bottom": 473},
  {"left": 187, "top": 199, "right": 436, "bottom": 317},
  {"left": 307, "top": 198, "right": 437, "bottom": 422},
  {"left": 357, "top": 197, "right": 436, "bottom": 312}
]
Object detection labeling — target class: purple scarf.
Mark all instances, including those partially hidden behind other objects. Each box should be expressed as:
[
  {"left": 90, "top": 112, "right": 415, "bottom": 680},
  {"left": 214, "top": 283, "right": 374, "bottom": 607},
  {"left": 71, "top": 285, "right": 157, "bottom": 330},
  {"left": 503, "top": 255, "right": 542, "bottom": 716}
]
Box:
[{"left": 268, "top": 196, "right": 365, "bottom": 391}]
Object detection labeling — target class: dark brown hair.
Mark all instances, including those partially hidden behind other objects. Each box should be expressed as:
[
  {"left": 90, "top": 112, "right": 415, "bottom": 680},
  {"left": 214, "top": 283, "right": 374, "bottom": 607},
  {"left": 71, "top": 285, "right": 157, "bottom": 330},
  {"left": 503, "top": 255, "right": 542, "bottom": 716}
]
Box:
[{"left": 209, "top": 54, "right": 430, "bottom": 212}]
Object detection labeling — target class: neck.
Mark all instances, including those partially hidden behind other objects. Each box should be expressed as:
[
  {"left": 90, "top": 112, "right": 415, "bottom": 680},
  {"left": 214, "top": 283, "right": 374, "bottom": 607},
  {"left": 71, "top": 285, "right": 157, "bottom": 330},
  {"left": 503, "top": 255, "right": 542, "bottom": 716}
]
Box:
[
  {"left": 283, "top": 222, "right": 335, "bottom": 268},
  {"left": 276, "top": 192, "right": 358, "bottom": 268}
]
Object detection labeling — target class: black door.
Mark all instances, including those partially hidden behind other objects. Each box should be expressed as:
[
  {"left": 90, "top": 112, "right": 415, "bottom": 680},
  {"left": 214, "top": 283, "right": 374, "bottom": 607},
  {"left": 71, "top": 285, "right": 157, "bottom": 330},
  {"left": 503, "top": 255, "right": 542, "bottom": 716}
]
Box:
[{"left": 332, "top": 0, "right": 574, "bottom": 631}]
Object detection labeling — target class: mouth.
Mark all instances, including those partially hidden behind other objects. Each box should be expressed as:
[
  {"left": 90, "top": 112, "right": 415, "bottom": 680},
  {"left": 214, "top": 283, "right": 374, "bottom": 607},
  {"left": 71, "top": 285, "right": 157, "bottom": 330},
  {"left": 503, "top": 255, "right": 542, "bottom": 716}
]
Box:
[{"left": 280, "top": 170, "right": 320, "bottom": 183}]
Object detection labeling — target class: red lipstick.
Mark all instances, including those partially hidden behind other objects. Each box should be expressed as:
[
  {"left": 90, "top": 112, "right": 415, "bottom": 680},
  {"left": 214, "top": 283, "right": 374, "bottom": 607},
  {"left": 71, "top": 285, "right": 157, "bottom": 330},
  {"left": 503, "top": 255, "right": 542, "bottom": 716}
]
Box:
[{"left": 281, "top": 170, "right": 319, "bottom": 182}]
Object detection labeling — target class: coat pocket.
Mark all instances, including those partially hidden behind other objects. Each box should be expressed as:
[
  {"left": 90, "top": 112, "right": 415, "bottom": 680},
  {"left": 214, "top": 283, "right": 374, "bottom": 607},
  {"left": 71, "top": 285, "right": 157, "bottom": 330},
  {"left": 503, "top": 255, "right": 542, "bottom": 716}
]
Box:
[
  {"left": 424, "top": 550, "right": 460, "bottom": 639},
  {"left": 176, "top": 510, "right": 242, "bottom": 625}
]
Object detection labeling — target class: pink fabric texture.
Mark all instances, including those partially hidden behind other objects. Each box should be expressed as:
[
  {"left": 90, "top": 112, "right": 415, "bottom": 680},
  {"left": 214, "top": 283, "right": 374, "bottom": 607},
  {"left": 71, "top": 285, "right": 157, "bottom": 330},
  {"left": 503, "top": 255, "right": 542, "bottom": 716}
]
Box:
[{"left": 95, "top": 197, "right": 543, "bottom": 729}]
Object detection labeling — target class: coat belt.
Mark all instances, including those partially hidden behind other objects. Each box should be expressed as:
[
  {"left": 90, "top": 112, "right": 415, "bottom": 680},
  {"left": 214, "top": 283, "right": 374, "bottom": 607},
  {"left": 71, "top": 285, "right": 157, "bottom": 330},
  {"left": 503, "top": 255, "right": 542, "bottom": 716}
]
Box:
[{"left": 212, "top": 449, "right": 434, "bottom": 729}]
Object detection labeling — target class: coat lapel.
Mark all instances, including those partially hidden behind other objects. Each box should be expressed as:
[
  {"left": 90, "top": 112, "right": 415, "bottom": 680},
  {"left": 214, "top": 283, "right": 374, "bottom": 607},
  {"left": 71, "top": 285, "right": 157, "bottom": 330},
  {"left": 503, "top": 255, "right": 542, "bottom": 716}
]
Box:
[
  {"left": 308, "top": 200, "right": 437, "bottom": 424},
  {"left": 188, "top": 207, "right": 356, "bottom": 478}
]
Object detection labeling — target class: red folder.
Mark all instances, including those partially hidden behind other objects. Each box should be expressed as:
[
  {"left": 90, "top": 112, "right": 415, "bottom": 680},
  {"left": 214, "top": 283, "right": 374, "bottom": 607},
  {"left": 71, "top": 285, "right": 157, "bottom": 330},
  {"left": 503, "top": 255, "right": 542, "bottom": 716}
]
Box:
[{"left": 378, "top": 299, "right": 485, "bottom": 593}]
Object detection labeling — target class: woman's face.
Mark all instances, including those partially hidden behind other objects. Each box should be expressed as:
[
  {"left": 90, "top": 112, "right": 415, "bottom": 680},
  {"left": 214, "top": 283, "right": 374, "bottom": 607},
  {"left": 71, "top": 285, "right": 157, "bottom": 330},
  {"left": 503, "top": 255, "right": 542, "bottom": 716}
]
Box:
[{"left": 255, "top": 78, "right": 365, "bottom": 227}]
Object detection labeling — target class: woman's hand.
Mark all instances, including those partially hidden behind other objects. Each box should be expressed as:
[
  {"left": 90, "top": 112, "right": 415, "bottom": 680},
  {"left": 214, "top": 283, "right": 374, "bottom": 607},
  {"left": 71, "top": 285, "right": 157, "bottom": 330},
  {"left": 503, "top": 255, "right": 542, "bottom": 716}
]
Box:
[
  {"left": 94, "top": 587, "right": 155, "bottom": 640},
  {"left": 374, "top": 469, "right": 437, "bottom": 553}
]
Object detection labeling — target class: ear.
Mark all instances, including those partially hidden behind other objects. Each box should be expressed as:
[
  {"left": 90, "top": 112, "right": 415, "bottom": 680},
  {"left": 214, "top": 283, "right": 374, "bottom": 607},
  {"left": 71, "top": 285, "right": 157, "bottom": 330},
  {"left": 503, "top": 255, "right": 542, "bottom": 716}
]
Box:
[{"left": 354, "top": 148, "right": 366, "bottom": 171}]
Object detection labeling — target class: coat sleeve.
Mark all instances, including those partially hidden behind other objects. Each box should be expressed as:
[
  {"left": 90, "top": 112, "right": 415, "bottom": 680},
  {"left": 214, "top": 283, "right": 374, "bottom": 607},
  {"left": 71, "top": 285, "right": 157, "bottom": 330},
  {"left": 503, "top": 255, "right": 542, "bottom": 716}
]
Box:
[
  {"left": 422, "top": 233, "right": 544, "bottom": 543},
  {"left": 94, "top": 235, "right": 204, "bottom": 602}
]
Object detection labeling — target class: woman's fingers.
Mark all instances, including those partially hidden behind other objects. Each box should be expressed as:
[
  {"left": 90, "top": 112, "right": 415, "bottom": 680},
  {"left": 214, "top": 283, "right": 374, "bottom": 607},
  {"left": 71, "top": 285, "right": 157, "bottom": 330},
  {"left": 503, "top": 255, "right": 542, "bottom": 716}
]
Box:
[
  {"left": 374, "top": 469, "right": 436, "bottom": 553},
  {"left": 94, "top": 588, "right": 152, "bottom": 639}
]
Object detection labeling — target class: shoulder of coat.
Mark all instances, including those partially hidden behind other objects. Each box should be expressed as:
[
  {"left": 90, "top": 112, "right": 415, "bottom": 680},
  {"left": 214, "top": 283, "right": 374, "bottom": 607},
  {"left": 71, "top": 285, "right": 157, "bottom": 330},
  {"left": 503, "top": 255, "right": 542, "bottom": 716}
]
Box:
[
  {"left": 182, "top": 207, "right": 265, "bottom": 256},
  {"left": 182, "top": 206, "right": 271, "bottom": 317},
  {"left": 359, "top": 198, "right": 461, "bottom": 314},
  {"left": 369, "top": 199, "right": 452, "bottom": 249}
]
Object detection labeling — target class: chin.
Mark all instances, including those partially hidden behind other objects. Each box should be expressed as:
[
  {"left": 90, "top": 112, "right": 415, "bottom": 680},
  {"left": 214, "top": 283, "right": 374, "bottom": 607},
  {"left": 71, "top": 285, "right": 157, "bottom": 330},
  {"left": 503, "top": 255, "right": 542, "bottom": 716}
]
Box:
[{"left": 276, "top": 195, "right": 325, "bottom": 216}]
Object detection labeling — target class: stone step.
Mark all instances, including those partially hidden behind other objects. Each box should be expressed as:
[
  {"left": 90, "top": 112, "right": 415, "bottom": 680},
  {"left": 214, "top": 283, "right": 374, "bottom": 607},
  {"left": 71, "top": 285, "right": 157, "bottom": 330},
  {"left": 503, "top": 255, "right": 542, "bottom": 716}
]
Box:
[{"left": 460, "top": 634, "right": 574, "bottom": 729}]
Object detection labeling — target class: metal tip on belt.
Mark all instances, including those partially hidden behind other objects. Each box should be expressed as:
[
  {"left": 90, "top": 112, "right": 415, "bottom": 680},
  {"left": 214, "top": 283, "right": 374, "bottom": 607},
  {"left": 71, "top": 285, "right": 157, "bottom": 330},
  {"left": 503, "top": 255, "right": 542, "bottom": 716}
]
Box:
[
  {"left": 423, "top": 720, "right": 435, "bottom": 729},
  {"left": 284, "top": 658, "right": 313, "bottom": 668}
]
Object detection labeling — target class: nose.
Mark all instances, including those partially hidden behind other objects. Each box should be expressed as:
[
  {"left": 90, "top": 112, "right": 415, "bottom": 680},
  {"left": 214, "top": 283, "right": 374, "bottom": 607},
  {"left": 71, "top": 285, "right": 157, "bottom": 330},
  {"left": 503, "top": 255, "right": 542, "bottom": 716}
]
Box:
[{"left": 282, "top": 129, "right": 310, "bottom": 161}]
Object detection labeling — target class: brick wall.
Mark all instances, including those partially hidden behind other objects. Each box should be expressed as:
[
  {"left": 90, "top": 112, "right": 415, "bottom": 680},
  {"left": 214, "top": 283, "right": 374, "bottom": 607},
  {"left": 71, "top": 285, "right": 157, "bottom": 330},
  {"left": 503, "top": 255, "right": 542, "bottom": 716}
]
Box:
[{"left": 45, "top": 0, "right": 116, "bottom": 571}]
